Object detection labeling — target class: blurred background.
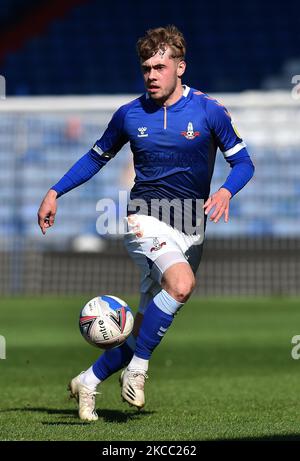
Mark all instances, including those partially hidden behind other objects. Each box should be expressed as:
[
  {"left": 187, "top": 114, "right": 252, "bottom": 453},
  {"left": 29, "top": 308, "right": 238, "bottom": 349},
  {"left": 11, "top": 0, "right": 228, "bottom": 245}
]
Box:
[{"left": 0, "top": 0, "right": 299, "bottom": 297}]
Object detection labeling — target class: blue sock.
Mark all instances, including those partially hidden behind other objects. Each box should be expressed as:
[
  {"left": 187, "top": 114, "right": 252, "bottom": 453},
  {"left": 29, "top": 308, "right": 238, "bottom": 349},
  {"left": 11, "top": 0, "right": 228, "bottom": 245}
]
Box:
[
  {"left": 92, "top": 334, "right": 135, "bottom": 381},
  {"left": 134, "top": 290, "right": 183, "bottom": 360}
]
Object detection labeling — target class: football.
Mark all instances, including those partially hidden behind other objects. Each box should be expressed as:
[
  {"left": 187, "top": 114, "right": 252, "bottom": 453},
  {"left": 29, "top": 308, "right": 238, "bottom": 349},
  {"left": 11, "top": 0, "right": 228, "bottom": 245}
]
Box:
[{"left": 79, "top": 295, "right": 134, "bottom": 350}]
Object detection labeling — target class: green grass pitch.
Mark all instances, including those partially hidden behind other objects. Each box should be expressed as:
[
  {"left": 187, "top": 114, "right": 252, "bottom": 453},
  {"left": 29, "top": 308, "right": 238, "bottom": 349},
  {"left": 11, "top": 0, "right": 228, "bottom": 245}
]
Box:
[{"left": 0, "top": 296, "right": 300, "bottom": 441}]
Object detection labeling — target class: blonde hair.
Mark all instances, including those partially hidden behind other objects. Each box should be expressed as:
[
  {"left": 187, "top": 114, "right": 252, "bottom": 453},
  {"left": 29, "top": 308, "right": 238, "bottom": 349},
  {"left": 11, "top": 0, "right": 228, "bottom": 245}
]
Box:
[{"left": 137, "top": 25, "right": 186, "bottom": 61}]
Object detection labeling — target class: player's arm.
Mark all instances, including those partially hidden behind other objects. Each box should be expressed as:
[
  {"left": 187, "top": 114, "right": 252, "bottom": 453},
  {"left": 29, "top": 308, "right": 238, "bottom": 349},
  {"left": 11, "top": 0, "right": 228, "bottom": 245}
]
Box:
[
  {"left": 37, "top": 106, "right": 129, "bottom": 234},
  {"left": 37, "top": 149, "right": 109, "bottom": 234},
  {"left": 38, "top": 188, "right": 58, "bottom": 235},
  {"left": 203, "top": 98, "right": 255, "bottom": 223}
]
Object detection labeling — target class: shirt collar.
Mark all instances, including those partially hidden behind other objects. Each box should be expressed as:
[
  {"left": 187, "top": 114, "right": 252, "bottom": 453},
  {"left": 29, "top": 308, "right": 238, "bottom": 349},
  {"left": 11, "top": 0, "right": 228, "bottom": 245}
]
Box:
[{"left": 144, "top": 85, "right": 191, "bottom": 110}]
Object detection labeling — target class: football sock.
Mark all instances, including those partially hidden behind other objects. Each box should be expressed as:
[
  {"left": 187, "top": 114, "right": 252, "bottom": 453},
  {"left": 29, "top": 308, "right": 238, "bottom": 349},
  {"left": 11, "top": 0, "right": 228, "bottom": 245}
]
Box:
[
  {"left": 80, "top": 366, "right": 101, "bottom": 390},
  {"left": 92, "top": 334, "right": 136, "bottom": 381},
  {"left": 128, "top": 355, "right": 149, "bottom": 373},
  {"left": 133, "top": 290, "right": 183, "bottom": 361}
]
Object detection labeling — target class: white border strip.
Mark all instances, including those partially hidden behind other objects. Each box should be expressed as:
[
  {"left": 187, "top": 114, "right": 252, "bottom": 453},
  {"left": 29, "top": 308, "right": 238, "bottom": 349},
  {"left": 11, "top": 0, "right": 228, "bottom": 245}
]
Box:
[{"left": 223, "top": 141, "right": 247, "bottom": 158}]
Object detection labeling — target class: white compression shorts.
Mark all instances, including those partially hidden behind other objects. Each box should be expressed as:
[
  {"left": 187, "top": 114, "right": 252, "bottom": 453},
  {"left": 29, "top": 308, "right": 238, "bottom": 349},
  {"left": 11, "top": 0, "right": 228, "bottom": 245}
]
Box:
[{"left": 123, "top": 214, "right": 204, "bottom": 314}]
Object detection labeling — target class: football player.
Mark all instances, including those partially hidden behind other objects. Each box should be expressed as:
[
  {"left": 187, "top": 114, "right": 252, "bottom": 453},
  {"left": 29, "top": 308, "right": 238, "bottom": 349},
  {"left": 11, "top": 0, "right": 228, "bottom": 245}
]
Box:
[{"left": 38, "top": 25, "right": 254, "bottom": 421}]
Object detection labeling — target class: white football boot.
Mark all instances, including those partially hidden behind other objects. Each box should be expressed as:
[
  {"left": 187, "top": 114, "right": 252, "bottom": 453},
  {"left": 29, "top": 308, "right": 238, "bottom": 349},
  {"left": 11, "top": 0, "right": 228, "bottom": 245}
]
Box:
[
  {"left": 68, "top": 371, "right": 99, "bottom": 422},
  {"left": 120, "top": 367, "right": 148, "bottom": 409}
]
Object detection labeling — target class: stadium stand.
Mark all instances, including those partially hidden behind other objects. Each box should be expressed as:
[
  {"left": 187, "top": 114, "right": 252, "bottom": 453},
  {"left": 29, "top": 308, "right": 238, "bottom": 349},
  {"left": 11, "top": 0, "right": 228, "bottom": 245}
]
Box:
[{"left": 0, "top": 0, "right": 299, "bottom": 94}]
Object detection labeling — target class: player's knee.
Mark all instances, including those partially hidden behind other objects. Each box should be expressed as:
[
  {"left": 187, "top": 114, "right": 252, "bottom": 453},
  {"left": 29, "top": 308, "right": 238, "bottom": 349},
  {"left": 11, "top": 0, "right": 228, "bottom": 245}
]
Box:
[
  {"left": 177, "top": 279, "right": 195, "bottom": 302},
  {"left": 164, "top": 276, "right": 195, "bottom": 303}
]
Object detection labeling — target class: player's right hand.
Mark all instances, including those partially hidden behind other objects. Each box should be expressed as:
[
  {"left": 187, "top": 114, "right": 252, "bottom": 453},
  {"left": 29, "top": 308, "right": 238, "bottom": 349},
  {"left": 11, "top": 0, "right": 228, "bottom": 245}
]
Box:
[{"left": 37, "top": 189, "right": 58, "bottom": 235}]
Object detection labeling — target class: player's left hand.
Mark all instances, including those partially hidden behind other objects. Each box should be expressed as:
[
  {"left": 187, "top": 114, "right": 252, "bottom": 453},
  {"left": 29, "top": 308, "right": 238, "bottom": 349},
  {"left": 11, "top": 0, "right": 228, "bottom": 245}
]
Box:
[{"left": 203, "top": 188, "right": 232, "bottom": 223}]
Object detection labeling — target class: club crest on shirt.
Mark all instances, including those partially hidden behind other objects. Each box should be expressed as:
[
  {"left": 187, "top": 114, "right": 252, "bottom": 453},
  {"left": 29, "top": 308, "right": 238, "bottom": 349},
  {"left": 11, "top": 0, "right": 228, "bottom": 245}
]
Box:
[
  {"left": 150, "top": 237, "right": 167, "bottom": 252},
  {"left": 181, "top": 122, "right": 200, "bottom": 140}
]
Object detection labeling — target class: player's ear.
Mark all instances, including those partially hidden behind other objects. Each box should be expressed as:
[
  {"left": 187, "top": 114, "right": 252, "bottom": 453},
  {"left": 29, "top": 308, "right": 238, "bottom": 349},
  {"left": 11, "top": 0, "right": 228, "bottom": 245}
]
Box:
[{"left": 177, "top": 60, "right": 186, "bottom": 77}]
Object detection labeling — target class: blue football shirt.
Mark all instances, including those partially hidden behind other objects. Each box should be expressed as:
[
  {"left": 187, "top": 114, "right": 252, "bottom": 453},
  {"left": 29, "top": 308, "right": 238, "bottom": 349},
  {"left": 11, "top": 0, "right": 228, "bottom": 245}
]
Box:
[
  {"left": 92, "top": 85, "right": 247, "bottom": 203},
  {"left": 52, "top": 85, "right": 254, "bottom": 232}
]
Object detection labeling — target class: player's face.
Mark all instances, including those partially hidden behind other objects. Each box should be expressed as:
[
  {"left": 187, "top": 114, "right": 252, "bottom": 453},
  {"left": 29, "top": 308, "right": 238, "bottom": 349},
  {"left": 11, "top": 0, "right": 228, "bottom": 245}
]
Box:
[{"left": 141, "top": 47, "right": 186, "bottom": 106}]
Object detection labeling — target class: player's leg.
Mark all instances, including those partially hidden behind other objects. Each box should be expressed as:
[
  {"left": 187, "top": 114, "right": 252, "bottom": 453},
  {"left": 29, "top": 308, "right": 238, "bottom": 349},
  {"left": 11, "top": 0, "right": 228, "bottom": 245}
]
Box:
[
  {"left": 120, "top": 256, "right": 195, "bottom": 408},
  {"left": 120, "top": 215, "right": 198, "bottom": 408},
  {"left": 68, "top": 314, "right": 141, "bottom": 421},
  {"left": 68, "top": 288, "right": 155, "bottom": 421},
  {"left": 120, "top": 216, "right": 204, "bottom": 409},
  {"left": 129, "top": 260, "right": 195, "bottom": 369}
]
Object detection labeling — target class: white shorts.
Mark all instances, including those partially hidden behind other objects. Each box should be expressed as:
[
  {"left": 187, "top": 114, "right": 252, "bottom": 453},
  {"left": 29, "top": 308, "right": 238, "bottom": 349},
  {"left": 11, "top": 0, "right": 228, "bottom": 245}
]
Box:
[{"left": 123, "top": 214, "right": 204, "bottom": 313}]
